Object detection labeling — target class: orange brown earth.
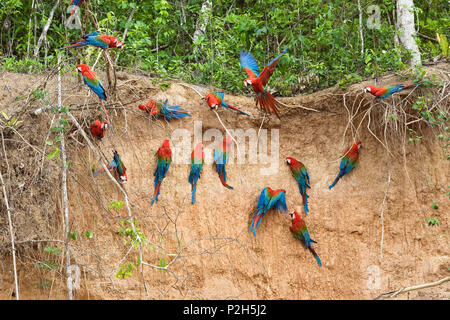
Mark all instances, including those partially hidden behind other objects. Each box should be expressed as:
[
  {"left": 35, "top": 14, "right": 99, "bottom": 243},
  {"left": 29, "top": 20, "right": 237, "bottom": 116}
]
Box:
[{"left": 0, "top": 64, "right": 448, "bottom": 299}]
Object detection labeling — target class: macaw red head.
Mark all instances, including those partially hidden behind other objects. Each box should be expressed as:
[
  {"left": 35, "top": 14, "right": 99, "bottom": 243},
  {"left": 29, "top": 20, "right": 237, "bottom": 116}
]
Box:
[
  {"left": 111, "top": 37, "right": 124, "bottom": 49},
  {"left": 204, "top": 93, "right": 217, "bottom": 109},
  {"left": 363, "top": 86, "right": 373, "bottom": 93},
  {"left": 285, "top": 157, "right": 296, "bottom": 166},
  {"left": 76, "top": 64, "right": 90, "bottom": 74},
  {"left": 139, "top": 99, "right": 156, "bottom": 112},
  {"left": 243, "top": 78, "right": 252, "bottom": 87},
  {"left": 355, "top": 141, "right": 362, "bottom": 149},
  {"left": 289, "top": 210, "right": 301, "bottom": 221},
  {"left": 162, "top": 139, "right": 170, "bottom": 148},
  {"left": 224, "top": 135, "right": 232, "bottom": 145},
  {"left": 101, "top": 121, "right": 108, "bottom": 130}
]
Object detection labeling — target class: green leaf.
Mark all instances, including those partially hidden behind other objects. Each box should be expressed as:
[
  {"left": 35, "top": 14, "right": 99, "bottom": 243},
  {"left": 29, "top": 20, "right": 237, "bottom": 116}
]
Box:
[
  {"left": 68, "top": 232, "right": 77, "bottom": 241},
  {"left": 46, "top": 147, "right": 60, "bottom": 160},
  {"left": 85, "top": 230, "right": 93, "bottom": 239}
]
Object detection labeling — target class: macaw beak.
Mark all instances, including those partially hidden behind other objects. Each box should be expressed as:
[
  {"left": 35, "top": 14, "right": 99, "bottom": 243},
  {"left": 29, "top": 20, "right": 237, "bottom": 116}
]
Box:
[{"left": 243, "top": 81, "right": 248, "bottom": 87}]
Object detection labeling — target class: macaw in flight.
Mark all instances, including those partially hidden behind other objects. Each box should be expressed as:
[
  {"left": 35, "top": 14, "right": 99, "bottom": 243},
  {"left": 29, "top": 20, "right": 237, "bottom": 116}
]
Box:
[{"left": 240, "top": 48, "right": 288, "bottom": 119}]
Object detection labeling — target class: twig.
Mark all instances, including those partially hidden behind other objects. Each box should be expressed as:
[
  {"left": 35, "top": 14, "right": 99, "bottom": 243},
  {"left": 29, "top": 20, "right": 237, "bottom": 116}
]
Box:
[
  {"left": 58, "top": 53, "right": 72, "bottom": 300},
  {"left": 276, "top": 98, "right": 319, "bottom": 112},
  {"left": 0, "top": 165, "right": 19, "bottom": 300},
  {"left": 374, "top": 277, "right": 450, "bottom": 300},
  {"left": 213, "top": 109, "right": 241, "bottom": 155}
]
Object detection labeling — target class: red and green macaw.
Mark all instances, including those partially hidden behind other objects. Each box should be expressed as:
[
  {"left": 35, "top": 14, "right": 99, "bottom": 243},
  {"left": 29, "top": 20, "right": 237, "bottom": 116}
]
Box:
[
  {"left": 152, "top": 139, "right": 172, "bottom": 206},
  {"left": 189, "top": 142, "right": 204, "bottom": 204},
  {"left": 76, "top": 64, "right": 110, "bottom": 123},
  {"left": 363, "top": 81, "right": 423, "bottom": 99},
  {"left": 138, "top": 99, "right": 191, "bottom": 120},
  {"left": 89, "top": 119, "right": 108, "bottom": 139},
  {"left": 250, "top": 187, "right": 287, "bottom": 236},
  {"left": 214, "top": 136, "right": 233, "bottom": 190},
  {"left": 204, "top": 91, "right": 251, "bottom": 116},
  {"left": 329, "top": 141, "right": 362, "bottom": 189},
  {"left": 63, "top": 31, "right": 124, "bottom": 50},
  {"left": 94, "top": 150, "right": 127, "bottom": 182},
  {"left": 286, "top": 157, "right": 310, "bottom": 215},
  {"left": 240, "top": 48, "right": 287, "bottom": 119},
  {"left": 289, "top": 211, "right": 322, "bottom": 267}
]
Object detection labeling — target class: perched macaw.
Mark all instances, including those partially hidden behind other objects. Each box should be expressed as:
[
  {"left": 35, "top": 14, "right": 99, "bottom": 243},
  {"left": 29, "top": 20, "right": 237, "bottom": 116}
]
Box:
[
  {"left": 89, "top": 119, "right": 108, "bottom": 139},
  {"left": 76, "top": 64, "right": 110, "bottom": 123},
  {"left": 240, "top": 48, "right": 287, "bottom": 119},
  {"left": 66, "top": 0, "right": 85, "bottom": 25},
  {"left": 214, "top": 136, "right": 233, "bottom": 190},
  {"left": 286, "top": 157, "right": 310, "bottom": 215},
  {"left": 189, "top": 142, "right": 204, "bottom": 204},
  {"left": 94, "top": 150, "right": 127, "bottom": 182},
  {"left": 138, "top": 99, "right": 191, "bottom": 120},
  {"left": 250, "top": 187, "right": 287, "bottom": 236},
  {"left": 289, "top": 211, "right": 322, "bottom": 267},
  {"left": 329, "top": 141, "right": 362, "bottom": 189},
  {"left": 152, "top": 139, "right": 172, "bottom": 205},
  {"left": 363, "top": 81, "right": 423, "bottom": 99},
  {"left": 63, "top": 31, "right": 124, "bottom": 50},
  {"left": 204, "top": 91, "right": 251, "bottom": 116}
]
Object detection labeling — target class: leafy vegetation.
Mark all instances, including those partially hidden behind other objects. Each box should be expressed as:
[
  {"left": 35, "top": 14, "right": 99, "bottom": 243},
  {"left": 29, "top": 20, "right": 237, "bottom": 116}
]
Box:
[{"left": 0, "top": 0, "right": 448, "bottom": 94}]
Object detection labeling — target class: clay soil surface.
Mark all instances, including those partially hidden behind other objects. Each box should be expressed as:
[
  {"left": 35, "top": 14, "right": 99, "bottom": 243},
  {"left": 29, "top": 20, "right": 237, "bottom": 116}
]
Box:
[{"left": 0, "top": 65, "right": 448, "bottom": 299}]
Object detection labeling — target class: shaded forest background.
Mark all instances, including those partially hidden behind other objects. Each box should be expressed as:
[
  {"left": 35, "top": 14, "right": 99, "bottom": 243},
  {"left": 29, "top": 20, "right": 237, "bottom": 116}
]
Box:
[{"left": 0, "top": 0, "right": 449, "bottom": 94}]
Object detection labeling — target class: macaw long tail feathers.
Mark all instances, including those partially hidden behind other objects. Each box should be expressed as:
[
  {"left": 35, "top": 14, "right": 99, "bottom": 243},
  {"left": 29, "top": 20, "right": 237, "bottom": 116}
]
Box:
[
  {"left": 249, "top": 211, "right": 262, "bottom": 237},
  {"left": 308, "top": 246, "right": 322, "bottom": 267},
  {"left": 219, "top": 173, "right": 233, "bottom": 190},
  {"left": 99, "top": 100, "right": 112, "bottom": 129},
  {"left": 61, "top": 42, "right": 87, "bottom": 49},
  {"left": 191, "top": 184, "right": 197, "bottom": 204},
  {"left": 328, "top": 176, "right": 340, "bottom": 189},
  {"left": 302, "top": 193, "right": 309, "bottom": 214},
  {"left": 255, "top": 91, "right": 282, "bottom": 119},
  {"left": 151, "top": 182, "right": 161, "bottom": 206},
  {"left": 402, "top": 81, "right": 424, "bottom": 90},
  {"left": 224, "top": 103, "right": 252, "bottom": 116},
  {"left": 166, "top": 106, "right": 191, "bottom": 119}
]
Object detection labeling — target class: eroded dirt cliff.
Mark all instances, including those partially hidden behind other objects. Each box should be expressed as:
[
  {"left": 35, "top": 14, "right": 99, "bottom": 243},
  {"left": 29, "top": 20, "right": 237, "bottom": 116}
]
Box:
[{"left": 0, "top": 65, "right": 448, "bottom": 299}]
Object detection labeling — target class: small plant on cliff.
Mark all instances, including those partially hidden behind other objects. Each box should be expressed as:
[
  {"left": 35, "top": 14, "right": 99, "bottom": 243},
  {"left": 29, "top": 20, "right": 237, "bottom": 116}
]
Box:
[
  {"left": 117, "top": 219, "right": 147, "bottom": 248},
  {"left": 116, "top": 262, "right": 136, "bottom": 279},
  {"left": 425, "top": 217, "right": 439, "bottom": 227}
]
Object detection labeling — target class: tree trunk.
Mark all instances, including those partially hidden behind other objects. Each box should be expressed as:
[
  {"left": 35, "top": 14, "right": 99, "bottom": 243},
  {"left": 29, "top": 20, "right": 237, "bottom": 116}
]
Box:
[
  {"left": 33, "top": 0, "right": 60, "bottom": 59},
  {"left": 193, "top": 0, "right": 212, "bottom": 45},
  {"left": 396, "top": 0, "right": 421, "bottom": 67}
]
